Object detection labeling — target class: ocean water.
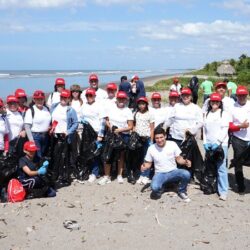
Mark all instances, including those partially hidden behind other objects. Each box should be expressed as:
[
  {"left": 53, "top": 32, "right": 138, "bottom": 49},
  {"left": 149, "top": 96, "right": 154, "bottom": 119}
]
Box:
[{"left": 0, "top": 69, "right": 188, "bottom": 98}]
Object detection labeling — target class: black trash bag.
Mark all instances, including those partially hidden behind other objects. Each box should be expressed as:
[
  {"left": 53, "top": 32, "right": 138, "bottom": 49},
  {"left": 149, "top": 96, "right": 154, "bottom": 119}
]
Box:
[
  {"left": 200, "top": 147, "right": 224, "bottom": 194},
  {"left": 179, "top": 132, "right": 204, "bottom": 182},
  {"left": 230, "top": 144, "right": 250, "bottom": 168},
  {"left": 25, "top": 185, "right": 49, "bottom": 199},
  {"left": 128, "top": 132, "right": 142, "bottom": 150},
  {"left": 77, "top": 123, "right": 98, "bottom": 181},
  {"left": 0, "top": 153, "right": 19, "bottom": 188}
]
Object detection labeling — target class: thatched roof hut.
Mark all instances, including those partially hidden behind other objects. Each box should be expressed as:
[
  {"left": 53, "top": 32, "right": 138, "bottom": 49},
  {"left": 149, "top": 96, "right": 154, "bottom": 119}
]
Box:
[{"left": 217, "top": 60, "right": 236, "bottom": 76}]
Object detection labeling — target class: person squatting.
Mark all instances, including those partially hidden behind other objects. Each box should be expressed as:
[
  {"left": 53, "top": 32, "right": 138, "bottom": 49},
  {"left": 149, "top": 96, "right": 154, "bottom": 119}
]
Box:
[{"left": 0, "top": 74, "right": 249, "bottom": 203}]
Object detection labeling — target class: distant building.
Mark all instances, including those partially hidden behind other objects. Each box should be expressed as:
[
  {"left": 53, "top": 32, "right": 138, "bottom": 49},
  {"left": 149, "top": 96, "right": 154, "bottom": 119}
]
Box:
[{"left": 217, "top": 60, "right": 236, "bottom": 76}]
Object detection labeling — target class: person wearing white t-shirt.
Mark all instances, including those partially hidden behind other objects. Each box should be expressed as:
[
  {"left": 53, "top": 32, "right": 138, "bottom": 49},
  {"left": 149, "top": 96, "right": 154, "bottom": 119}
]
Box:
[
  {"left": 24, "top": 90, "right": 51, "bottom": 162},
  {"left": 141, "top": 127, "right": 191, "bottom": 202},
  {"left": 202, "top": 81, "right": 234, "bottom": 115},
  {"left": 229, "top": 86, "right": 250, "bottom": 193},
  {"left": 169, "top": 77, "right": 182, "bottom": 95},
  {"left": 203, "top": 93, "right": 231, "bottom": 201},
  {"left": 79, "top": 88, "right": 106, "bottom": 183},
  {"left": 0, "top": 98, "right": 9, "bottom": 155},
  {"left": 103, "top": 82, "right": 117, "bottom": 113},
  {"left": 81, "top": 74, "right": 108, "bottom": 104},
  {"left": 164, "top": 88, "right": 203, "bottom": 147},
  {"left": 98, "top": 91, "right": 133, "bottom": 185},
  {"left": 5, "top": 95, "right": 25, "bottom": 157},
  {"left": 47, "top": 78, "right": 66, "bottom": 108},
  {"left": 50, "top": 89, "right": 78, "bottom": 188}
]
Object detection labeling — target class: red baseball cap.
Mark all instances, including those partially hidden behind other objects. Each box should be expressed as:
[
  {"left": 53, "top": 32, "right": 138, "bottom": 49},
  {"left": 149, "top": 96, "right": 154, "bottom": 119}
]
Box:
[
  {"left": 151, "top": 92, "right": 161, "bottom": 100},
  {"left": 60, "top": 89, "right": 71, "bottom": 98},
  {"left": 116, "top": 91, "right": 128, "bottom": 99},
  {"left": 236, "top": 86, "right": 249, "bottom": 95},
  {"left": 33, "top": 90, "right": 45, "bottom": 99},
  {"left": 89, "top": 74, "right": 98, "bottom": 81},
  {"left": 23, "top": 141, "right": 39, "bottom": 152},
  {"left": 215, "top": 81, "right": 227, "bottom": 89},
  {"left": 7, "top": 95, "right": 18, "bottom": 103},
  {"left": 210, "top": 92, "right": 222, "bottom": 102},
  {"left": 0, "top": 98, "right": 3, "bottom": 107},
  {"left": 131, "top": 75, "right": 139, "bottom": 81},
  {"left": 15, "top": 88, "right": 27, "bottom": 98},
  {"left": 169, "top": 91, "right": 179, "bottom": 97},
  {"left": 106, "top": 82, "right": 117, "bottom": 91},
  {"left": 55, "top": 78, "right": 65, "bottom": 86},
  {"left": 137, "top": 97, "right": 148, "bottom": 104},
  {"left": 173, "top": 77, "right": 179, "bottom": 83},
  {"left": 181, "top": 88, "right": 192, "bottom": 95},
  {"left": 85, "top": 88, "right": 96, "bottom": 96}
]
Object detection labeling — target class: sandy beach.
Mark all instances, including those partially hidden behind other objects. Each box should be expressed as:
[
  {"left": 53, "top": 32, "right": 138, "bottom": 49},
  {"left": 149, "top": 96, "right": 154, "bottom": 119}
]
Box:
[{"left": 1, "top": 137, "right": 250, "bottom": 250}]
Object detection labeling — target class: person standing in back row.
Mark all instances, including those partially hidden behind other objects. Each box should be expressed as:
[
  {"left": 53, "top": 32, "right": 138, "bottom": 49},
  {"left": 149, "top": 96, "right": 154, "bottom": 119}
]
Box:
[
  {"left": 47, "top": 78, "right": 66, "bottom": 108},
  {"left": 188, "top": 76, "right": 199, "bottom": 104},
  {"left": 169, "top": 77, "right": 182, "bottom": 95},
  {"left": 200, "top": 78, "right": 213, "bottom": 103}
]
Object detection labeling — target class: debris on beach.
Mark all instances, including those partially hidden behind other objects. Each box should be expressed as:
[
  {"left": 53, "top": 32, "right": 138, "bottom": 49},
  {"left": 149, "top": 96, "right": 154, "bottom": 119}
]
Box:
[{"left": 63, "top": 220, "right": 81, "bottom": 231}]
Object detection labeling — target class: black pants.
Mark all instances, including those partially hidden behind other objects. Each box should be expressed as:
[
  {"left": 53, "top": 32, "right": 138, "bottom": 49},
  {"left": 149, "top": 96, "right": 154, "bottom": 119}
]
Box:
[{"left": 232, "top": 136, "right": 249, "bottom": 191}]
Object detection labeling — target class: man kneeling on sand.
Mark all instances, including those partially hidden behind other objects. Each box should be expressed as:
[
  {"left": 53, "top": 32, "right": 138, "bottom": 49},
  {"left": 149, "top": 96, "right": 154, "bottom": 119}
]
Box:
[{"left": 141, "top": 127, "right": 192, "bottom": 202}]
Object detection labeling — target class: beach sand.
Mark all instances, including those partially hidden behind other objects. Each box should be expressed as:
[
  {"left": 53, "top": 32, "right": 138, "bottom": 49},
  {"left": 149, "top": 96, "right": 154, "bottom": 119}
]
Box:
[{"left": 1, "top": 141, "right": 250, "bottom": 250}]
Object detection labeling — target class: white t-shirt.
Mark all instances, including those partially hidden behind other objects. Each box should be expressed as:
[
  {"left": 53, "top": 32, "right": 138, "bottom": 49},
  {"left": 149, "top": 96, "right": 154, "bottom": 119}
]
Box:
[
  {"left": 134, "top": 111, "right": 154, "bottom": 137},
  {"left": 81, "top": 88, "right": 108, "bottom": 104},
  {"left": 203, "top": 109, "right": 231, "bottom": 146},
  {"left": 80, "top": 101, "right": 106, "bottom": 133},
  {"left": 231, "top": 101, "right": 250, "bottom": 141},
  {"left": 71, "top": 99, "right": 82, "bottom": 120},
  {"left": 51, "top": 104, "right": 68, "bottom": 133},
  {"left": 0, "top": 116, "right": 9, "bottom": 150},
  {"left": 202, "top": 96, "right": 234, "bottom": 115},
  {"left": 170, "top": 84, "right": 182, "bottom": 94},
  {"left": 107, "top": 105, "right": 133, "bottom": 133},
  {"left": 47, "top": 92, "right": 61, "bottom": 108},
  {"left": 149, "top": 107, "right": 169, "bottom": 128},
  {"left": 165, "top": 102, "right": 203, "bottom": 140},
  {"left": 6, "top": 110, "right": 24, "bottom": 141},
  {"left": 145, "top": 141, "right": 181, "bottom": 173},
  {"left": 24, "top": 105, "right": 51, "bottom": 133}
]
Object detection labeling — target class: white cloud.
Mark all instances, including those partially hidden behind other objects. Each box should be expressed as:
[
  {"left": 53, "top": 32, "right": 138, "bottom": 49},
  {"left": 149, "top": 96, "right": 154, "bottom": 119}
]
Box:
[
  {"left": 218, "top": 0, "right": 250, "bottom": 15},
  {"left": 0, "top": 0, "right": 85, "bottom": 9}
]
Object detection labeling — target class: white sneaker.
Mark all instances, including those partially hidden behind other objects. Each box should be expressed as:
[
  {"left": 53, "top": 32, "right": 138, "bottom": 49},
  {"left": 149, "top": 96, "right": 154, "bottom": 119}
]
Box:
[
  {"left": 219, "top": 194, "right": 227, "bottom": 201},
  {"left": 178, "top": 192, "right": 191, "bottom": 203},
  {"left": 98, "top": 176, "right": 111, "bottom": 185},
  {"left": 136, "top": 176, "right": 144, "bottom": 185},
  {"left": 142, "top": 177, "right": 151, "bottom": 185},
  {"left": 117, "top": 175, "right": 124, "bottom": 184},
  {"left": 88, "top": 174, "right": 96, "bottom": 183}
]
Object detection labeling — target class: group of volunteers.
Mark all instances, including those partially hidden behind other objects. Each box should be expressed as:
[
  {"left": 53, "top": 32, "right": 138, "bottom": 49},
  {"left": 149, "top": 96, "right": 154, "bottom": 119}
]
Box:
[{"left": 0, "top": 73, "right": 249, "bottom": 203}]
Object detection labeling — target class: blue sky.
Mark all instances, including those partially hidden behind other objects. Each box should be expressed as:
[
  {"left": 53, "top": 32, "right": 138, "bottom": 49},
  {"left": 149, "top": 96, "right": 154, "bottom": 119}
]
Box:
[{"left": 0, "top": 0, "right": 250, "bottom": 70}]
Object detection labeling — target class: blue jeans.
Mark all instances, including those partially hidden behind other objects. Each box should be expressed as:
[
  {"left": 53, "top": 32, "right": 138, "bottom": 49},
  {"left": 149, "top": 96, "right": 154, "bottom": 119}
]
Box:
[
  {"left": 32, "top": 132, "right": 49, "bottom": 162},
  {"left": 141, "top": 138, "right": 151, "bottom": 178},
  {"left": 151, "top": 169, "right": 191, "bottom": 195},
  {"left": 91, "top": 158, "right": 100, "bottom": 177},
  {"left": 217, "top": 146, "right": 228, "bottom": 195}
]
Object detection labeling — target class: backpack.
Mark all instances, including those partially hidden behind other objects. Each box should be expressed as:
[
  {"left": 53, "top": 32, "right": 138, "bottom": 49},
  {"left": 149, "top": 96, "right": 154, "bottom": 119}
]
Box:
[
  {"left": 29, "top": 105, "right": 50, "bottom": 119},
  {"left": 7, "top": 178, "right": 26, "bottom": 203}
]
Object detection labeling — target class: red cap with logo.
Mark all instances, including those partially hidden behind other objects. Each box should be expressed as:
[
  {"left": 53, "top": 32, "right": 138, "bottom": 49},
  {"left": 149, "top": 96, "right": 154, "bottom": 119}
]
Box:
[
  {"left": 23, "top": 141, "right": 39, "bottom": 152},
  {"left": 137, "top": 97, "right": 148, "bottom": 104},
  {"left": 0, "top": 98, "right": 3, "bottom": 107},
  {"left": 215, "top": 81, "right": 227, "bottom": 89},
  {"left": 236, "top": 86, "right": 249, "bottom": 95},
  {"left": 210, "top": 92, "right": 222, "bottom": 101},
  {"left": 7, "top": 95, "right": 18, "bottom": 103},
  {"left": 181, "top": 88, "right": 192, "bottom": 95},
  {"left": 106, "top": 83, "right": 117, "bottom": 91},
  {"left": 85, "top": 88, "right": 96, "bottom": 96},
  {"left": 89, "top": 74, "right": 98, "bottom": 82},
  {"left": 60, "top": 89, "right": 71, "bottom": 98},
  {"left": 151, "top": 92, "right": 161, "bottom": 100},
  {"left": 15, "top": 88, "right": 27, "bottom": 98},
  {"left": 55, "top": 78, "right": 65, "bottom": 86},
  {"left": 116, "top": 91, "right": 128, "bottom": 99},
  {"left": 169, "top": 91, "right": 179, "bottom": 97},
  {"left": 33, "top": 90, "right": 45, "bottom": 99}
]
